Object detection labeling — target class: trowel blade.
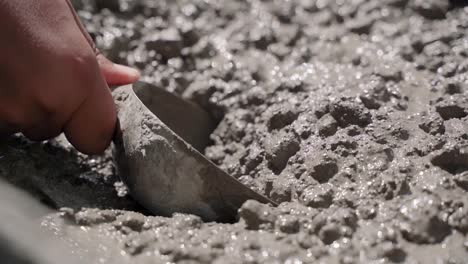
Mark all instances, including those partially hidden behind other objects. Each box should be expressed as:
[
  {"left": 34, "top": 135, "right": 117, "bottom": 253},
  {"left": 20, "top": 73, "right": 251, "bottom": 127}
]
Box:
[{"left": 113, "top": 83, "right": 276, "bottom": 222}]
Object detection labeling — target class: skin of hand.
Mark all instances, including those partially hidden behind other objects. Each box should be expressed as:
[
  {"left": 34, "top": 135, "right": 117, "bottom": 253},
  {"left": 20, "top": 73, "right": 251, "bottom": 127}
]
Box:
[{"left": 0, "top": 0, "right": 140, "bottom": 154}]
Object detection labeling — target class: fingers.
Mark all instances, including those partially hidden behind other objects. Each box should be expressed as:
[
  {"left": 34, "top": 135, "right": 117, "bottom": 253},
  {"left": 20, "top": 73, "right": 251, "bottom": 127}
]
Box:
[
  {"left": 63, "top": 74, "right": 117, "bottom": 155},
  {"left": 62, "top": 1, "right": 137, "bottom": 153},
  {"left": 0, "top": 120, "right": 17, "bottom": 138},
  {"left": 65, "top": 0, "right": 140, "bottom": 86},
  {"left": 22, "top": 54, "right": 133, "bottom": 152},
  {"left": 96, "top": 54, "right": 140, "bottom": 87},
  {"left": 0, "top": 0, "right": 139, "bottom": 154},
  {"left": 22, "top": 121, "right": 62, "bottom": 142},
  {"left": 63, "top": 54, "right": 139, "bottom": 154}
]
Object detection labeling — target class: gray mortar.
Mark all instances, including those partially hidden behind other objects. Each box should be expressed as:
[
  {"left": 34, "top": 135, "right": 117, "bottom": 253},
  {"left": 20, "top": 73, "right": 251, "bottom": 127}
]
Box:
[{"left": 1, "top": 0, "right": 468, "bottom": 263}]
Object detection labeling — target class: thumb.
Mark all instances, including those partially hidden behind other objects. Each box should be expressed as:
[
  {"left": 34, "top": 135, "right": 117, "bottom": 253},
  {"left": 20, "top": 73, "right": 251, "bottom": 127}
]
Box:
[
  {"left": 97, "top": 54, "right": 140, "bottom": 86},
  {"left": 65, "top": 0, "right": 140, "bottom": 87}
]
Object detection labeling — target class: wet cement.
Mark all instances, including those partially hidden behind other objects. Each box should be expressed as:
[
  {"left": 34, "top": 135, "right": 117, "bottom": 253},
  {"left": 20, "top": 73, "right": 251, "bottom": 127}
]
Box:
[{"left": 2, "top": 0, "right": 468, "bottom": 263}]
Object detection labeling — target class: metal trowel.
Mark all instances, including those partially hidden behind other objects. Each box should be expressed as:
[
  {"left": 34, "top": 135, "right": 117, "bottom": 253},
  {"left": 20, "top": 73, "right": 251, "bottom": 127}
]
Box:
[{"left": 112, "top": 82, "right": 275, "bottom": 222}]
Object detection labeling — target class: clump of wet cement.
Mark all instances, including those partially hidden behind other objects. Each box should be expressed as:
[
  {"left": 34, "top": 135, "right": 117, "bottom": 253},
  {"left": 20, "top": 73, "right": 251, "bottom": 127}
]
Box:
[{"left": 3, "top": 0, "right": 468, "bottom": 263}]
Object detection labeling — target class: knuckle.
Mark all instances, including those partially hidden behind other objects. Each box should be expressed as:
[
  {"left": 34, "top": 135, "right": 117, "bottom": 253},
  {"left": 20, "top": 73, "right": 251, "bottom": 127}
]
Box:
[
  {"left": 2, "top": 102, "right": 62, "bottom": 140},
  {"left": 34, "top": 96, "right": 57, "bottom": 117},
  {"left": 64, "top": 50, "right": 100, "bottom": 87},
  {"left": 69, "top": 52, "right": 95, "bottom": 74},
  {"left": 24, "top": 132, "right": 53, "bottom": 142},
  {"left": 0, "top": 119, "right": 19, "bottom": 135},
  {"left": 0, "top": 108, "right": 25, "bottom": 130},
  {"left": 23, "top": 122, "right": 62, "bottom": 142}
]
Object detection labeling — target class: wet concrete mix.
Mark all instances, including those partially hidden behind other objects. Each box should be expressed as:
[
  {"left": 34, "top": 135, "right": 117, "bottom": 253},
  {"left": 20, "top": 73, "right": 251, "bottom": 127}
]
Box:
[{"left": 1, "top": 0, "right": 468, "bottom": 263}]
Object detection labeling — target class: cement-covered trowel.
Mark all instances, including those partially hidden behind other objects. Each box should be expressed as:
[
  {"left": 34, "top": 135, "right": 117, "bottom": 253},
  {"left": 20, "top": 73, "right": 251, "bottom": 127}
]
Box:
[{"left": 112, "top": 82, "right": 275, "bottom": 222}]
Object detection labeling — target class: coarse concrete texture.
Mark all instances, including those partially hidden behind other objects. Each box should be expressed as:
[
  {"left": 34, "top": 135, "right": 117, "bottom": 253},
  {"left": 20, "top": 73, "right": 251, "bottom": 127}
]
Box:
[{"left": 1, "top": 0, "right": 468, "bottom": 263}]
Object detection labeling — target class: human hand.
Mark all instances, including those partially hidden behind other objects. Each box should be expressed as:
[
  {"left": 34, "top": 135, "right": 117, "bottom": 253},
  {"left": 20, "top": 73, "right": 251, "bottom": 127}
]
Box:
[{"left": 0, "top": 0, "right": 140, "bottom": 154}]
